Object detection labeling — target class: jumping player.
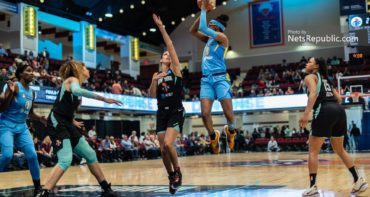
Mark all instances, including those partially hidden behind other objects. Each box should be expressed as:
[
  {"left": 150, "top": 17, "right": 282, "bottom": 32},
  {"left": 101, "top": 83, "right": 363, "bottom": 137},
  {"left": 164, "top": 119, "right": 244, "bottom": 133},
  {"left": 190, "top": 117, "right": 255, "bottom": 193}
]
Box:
[
  {"left": 300, "top": 57, "right": 368, "bottom": 196},
  {"left": 190, "top": 0, "right": 236, "bottom": 154},
  {"left": 149, "top": 14, "right": 184, "bottom": 194}
]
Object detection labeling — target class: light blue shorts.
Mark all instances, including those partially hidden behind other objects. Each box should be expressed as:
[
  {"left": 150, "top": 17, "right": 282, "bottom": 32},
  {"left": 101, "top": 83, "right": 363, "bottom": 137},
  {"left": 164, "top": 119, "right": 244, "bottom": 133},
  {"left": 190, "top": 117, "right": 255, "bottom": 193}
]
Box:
[{"left": 200, "top": 74, "right": 233, "bottom": 101}]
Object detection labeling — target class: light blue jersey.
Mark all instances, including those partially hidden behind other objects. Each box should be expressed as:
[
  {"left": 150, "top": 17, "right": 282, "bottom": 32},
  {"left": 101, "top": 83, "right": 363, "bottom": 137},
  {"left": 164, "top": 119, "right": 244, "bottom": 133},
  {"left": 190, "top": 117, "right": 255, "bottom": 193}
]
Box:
[
  {"left": 0, "top": 82, "right": 33, "bottom": 124},
  {"left": 201, "top": 38, "right": 228, "bottom": 76}
]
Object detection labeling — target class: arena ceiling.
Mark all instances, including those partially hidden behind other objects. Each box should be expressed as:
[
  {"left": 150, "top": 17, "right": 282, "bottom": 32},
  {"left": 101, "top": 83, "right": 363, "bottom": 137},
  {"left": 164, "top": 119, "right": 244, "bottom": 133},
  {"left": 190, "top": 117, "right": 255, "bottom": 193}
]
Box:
[{"left": 7, "top": 0, "right": 230, "bottom": 46}]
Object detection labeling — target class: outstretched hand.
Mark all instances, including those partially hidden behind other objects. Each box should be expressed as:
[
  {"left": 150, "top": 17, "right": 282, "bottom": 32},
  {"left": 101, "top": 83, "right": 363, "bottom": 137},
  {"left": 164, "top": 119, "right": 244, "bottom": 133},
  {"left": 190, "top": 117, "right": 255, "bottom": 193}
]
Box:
[
  {"left": 153, "top": 14, "right": 163, "bottom": 27},
  {"left": 104, "top": 98, "right": 123, "bottom": 106}
]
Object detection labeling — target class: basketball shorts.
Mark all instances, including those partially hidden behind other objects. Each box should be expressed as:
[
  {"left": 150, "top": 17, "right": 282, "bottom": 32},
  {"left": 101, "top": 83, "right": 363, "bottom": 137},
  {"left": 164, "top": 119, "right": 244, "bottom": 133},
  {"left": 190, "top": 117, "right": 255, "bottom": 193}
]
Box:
[
  {"left": 200, "top": 74, "right": 233, "bottom": 101},
  {"left": 156, "top": 106, "right": 185, "bottom": 134},
  {"left": 311, "top": 102, "right": 347, "bottom": 138}
]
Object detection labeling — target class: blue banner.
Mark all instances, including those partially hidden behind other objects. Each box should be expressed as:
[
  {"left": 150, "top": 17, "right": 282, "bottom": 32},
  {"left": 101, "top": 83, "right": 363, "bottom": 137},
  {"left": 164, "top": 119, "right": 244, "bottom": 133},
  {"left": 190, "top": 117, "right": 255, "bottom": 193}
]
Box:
[
  {"left": 30, "top": 86, "right": 309, "bottom": 115},
  {"left": 249, "top": 0, "right": 284, "bottom": 48}
]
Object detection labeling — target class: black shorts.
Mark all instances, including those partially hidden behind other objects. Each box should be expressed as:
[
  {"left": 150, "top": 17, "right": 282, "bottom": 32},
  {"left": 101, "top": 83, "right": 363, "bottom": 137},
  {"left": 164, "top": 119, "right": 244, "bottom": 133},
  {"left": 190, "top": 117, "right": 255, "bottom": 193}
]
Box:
[
  {"left": 311, "top": 102, "right": 347, "bottom": 137},
  {"left": 156, "top": 106, "right": 185, "bottom": 134},
  {"left": 46, "top": 112, "right": 82, "bottom": 153}
]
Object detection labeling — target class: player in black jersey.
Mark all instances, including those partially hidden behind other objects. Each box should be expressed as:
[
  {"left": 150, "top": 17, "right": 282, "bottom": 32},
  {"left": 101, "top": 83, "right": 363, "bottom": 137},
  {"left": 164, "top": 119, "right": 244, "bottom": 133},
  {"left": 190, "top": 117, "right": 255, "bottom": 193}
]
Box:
[
  {"left": 36, "top": 61, "right": 121, "bottom": 197},
  {"left": 300, "top": 57, "right": 368, "bottom": 196},
  {"left": 149, "top": 14, "right": 184, "bottom": 194}
]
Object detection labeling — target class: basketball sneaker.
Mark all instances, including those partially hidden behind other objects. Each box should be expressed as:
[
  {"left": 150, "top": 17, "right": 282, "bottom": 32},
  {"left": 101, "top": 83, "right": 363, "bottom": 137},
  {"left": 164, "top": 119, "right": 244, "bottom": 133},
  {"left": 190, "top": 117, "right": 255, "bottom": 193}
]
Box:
[
  {"left": 101, "top": 183, "right": 117, "bottom": 197},
  {"left": 352, "top": 177, "right": 368, "bottom": 195},
  {"left": 172, "top": 167, "right": 182, "bottom": 190},
  {"left": 168, "top": 172, "right": 176, "bottom": 194},
  {"left": 35, "top": 189, "right": 50, "bottom": 197},
  {"left": 302, "top": 185, "right": 319, "bottom": 197},
  {"left": 210, "top": 130, "right": 220, "bottom": 154},
  {"left": 224, "top": 125, "right": 236, "bottom": 152}
]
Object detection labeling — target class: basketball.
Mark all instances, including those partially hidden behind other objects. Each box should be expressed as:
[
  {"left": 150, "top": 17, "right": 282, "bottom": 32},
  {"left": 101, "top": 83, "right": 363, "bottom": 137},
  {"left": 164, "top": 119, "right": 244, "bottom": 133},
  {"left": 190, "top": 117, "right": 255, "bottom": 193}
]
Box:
[{"left": 197, "top": 0, "right": 215, "bottom": 11}]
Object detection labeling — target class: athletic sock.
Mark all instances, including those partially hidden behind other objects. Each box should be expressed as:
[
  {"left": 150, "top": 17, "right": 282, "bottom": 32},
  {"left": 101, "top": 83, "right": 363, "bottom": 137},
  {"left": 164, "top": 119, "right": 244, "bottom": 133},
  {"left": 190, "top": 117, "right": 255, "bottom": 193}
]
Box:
[
  {"left": 210, "top": 131, "right": 216, "bottom": 140},
  {"left": 349, "top": 166, "right": 359, "bottom": 182},
  {"left": 33, "top": 179, "right": 41, "bottom": 190},
  {"left": 227, "top": 121, "right": 236, "bottom": 134},
  {"left": 309, "top": 173, "right": 317, "bottom": 187}
]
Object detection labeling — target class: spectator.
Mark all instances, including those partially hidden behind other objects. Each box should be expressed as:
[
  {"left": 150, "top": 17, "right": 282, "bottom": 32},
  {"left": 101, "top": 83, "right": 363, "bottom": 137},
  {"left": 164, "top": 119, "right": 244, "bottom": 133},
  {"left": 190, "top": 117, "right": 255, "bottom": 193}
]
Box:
[
  {"left": 350, "top": 123, "right": 361, "bottom": 150},
  {"left": 285, "top": 87, "right": 294, "bottom": 95},
  {"left": 8, "top": 62, "right": 17, "bottom": 76},
  {"left": 108, "top": 136, "right": 120, "bottom": 162},
  {"left": 0, "top": 44, "right": 7, "bottom": 56},
  {"left": 40, "top": 136, "right": 54, "bottom": 167},
  {"left": 88, "top": 126, "right": 97, "bottom": 139},
  {"left": 120, "top": 134, "right": 139, "bottom": 160},
  {"left": 192, "top": 94, "right": 199, "bottom": 101},
  {"left": 131, "top": 85, "right": 142, "bottom": 96},
  {"left": 41, "top": 47, "right": 49, "bottom": 58},
  {"left": 267, "top": 136, "right": 280, "bottom": 152},
  {"left": 330, "top": 56, "right": 340, "bottom": 66},
  {"left": 111, "top": 80, "right": 122, "bottom": 94},
  {"left": 129, "top": 131, "right": 139, "bottom": 147},
  {"left": 143, "top": 135, "right": 160, "bottom": 159}
]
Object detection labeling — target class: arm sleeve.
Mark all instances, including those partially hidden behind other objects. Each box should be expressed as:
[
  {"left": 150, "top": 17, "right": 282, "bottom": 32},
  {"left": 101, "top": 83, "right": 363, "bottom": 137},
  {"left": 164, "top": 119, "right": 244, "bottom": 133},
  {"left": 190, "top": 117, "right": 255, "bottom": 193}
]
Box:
[
  {"left": 70, "top": 82, "right": 98, "bottom": 99},
  {"left": 199, "top": 9, "right": 218, "bottom": 39}
]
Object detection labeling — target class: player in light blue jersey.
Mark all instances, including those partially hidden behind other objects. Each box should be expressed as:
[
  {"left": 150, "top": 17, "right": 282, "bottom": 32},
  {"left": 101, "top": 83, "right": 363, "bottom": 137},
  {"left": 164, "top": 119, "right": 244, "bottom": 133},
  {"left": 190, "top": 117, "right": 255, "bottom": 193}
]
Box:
[
  {"left": 0, "top": 63, "right": 47, "bottom": 196},
  {"left": 190, "top": 0, "right": 236, "bottom": 154}
]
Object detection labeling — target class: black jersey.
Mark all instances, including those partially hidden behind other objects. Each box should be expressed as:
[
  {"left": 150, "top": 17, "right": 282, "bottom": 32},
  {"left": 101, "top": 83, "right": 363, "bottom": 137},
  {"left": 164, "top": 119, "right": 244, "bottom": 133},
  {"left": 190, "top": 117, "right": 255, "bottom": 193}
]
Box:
[
  {"left": 51, "top": 85, "right": 81, "bottom": 121},
  {"left": 311, "top": 72, "right": 337, "bottom": 110},
  {"left": 156, "top": 69, "right": 183, "bottom": 109}
]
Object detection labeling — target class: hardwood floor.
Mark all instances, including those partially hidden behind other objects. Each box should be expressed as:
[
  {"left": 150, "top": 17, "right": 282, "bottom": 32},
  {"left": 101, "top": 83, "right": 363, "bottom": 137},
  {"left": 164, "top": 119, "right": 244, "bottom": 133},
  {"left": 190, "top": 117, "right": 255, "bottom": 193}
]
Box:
[{"left": 1, "top": 152, "right": 369, "bottom": 196}]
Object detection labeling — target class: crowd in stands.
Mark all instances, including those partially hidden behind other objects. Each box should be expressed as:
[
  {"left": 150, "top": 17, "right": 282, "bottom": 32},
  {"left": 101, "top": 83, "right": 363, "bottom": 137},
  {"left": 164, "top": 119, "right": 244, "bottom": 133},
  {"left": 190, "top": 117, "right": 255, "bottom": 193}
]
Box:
[{"left": 0, "top": 45, "right": 369, "bottom": 101}]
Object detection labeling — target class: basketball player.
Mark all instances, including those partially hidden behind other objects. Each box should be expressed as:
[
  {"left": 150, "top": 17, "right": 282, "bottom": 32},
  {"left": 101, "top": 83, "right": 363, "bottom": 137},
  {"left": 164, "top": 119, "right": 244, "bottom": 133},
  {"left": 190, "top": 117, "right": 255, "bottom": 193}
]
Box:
[
  {"left": 190, "top": 0, "right": 236, "bottom": 154},
  {"left": 300, "top": 57, "right": 368, "bottom": 196},
  {"left": 0, "top": 63, "right": 46, "bottom": 196},
  {"left": 36, "top": 61, "right": 121, "bottom": 197},
  {"left": 149, "top": 14, "right": 184, "bottom": 194}
]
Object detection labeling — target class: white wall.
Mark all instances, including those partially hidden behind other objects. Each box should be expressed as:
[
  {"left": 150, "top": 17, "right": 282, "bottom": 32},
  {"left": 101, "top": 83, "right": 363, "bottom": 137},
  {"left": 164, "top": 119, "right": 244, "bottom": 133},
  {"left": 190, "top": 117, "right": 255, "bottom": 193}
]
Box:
[{"left": 171, "top": 0, "right": 343, "bottom": 72}]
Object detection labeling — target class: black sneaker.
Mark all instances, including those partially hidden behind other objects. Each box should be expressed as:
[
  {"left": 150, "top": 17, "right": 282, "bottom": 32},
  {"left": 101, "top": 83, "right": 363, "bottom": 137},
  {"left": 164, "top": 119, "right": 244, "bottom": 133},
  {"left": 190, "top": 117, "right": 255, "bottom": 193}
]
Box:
[
  {"left": 35, "top": 189, "right": 50, "bottom": 197},
  {"left": 101, "top": 183, "right": 117, "bottom": 197},
  {"left": 172, "top": 168, "right": 182, "bottom": 190},
  {"left": 168, "top": 172, "right": 176, "bottom": 194}
]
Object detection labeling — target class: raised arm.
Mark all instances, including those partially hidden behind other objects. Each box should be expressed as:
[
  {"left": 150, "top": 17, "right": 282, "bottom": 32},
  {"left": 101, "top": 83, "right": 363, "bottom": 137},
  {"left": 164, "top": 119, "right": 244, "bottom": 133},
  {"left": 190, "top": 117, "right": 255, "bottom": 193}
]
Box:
[
  {"left": 189, "top": 16, "right": 209, "bottom": 43},
  {"left": 153, "top": 14, "right": 182, "bottom": 77},
  {"left": 198, "top": 0, "right": 228, "bottom": 47}
]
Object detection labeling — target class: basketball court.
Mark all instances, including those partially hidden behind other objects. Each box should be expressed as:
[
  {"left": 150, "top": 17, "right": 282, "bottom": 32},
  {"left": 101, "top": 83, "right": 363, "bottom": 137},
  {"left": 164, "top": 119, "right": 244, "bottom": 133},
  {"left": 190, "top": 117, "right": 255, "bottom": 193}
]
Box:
[{"left": 1, "top": 152, "right": 369, "bottom": 196}]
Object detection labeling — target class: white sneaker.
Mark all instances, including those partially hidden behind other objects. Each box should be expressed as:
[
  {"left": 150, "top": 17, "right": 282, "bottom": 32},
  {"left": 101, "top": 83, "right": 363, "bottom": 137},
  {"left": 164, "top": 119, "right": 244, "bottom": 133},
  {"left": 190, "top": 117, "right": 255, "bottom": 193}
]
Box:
[
  {"left": 302, "top": 185, "right": 319, "bottom": 197},
  {"left": 352, "top": 177, "right": 368, "bottom": 195}
]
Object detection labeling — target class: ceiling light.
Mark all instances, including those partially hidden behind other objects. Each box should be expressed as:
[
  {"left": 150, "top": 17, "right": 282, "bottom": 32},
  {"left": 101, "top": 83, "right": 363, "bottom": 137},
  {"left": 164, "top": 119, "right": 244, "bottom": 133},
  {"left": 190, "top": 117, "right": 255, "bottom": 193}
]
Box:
[
  {"left": 38, "top": 31, "right": 42, "bottom": 35},
  {"left": 171, "top": 21, "right": 175, "bottom": 25},
  {"left": 99, "top": 17, "right": 103, "bottom": 22},
  {"left": 40, "top": 0, "right": 44, "bottom": 3},
  {"left": 105, "top": 6, "right": 113, "bottom": 18},
  {"left": 149, "top": 28, "right": 156, "bottom": 32},
  {"left": 119, "top": 9, "right": 124, "bottom": 13},
  {"left": 141, "top": 0, "right": 146, "bottom": 5},
  {"left": 222, "top": 1, "right": 227, "bottom": 5},
  {"left": 191, "top": 13, "right": 195, "bottom": 18},
  {"left": 130, "top": 4, "right": 134, "bottom": 9},
  {"left": 181, "top": 17, "right": 185, "bottom": 21},
  {"left": 142, "top": 32, "right": 147, "bottom": 36}
]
